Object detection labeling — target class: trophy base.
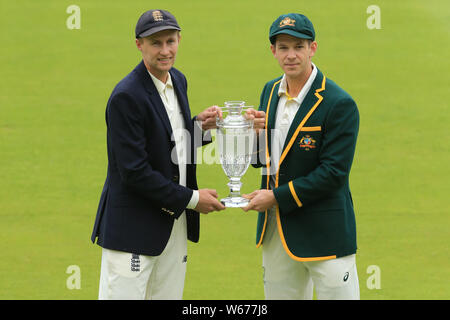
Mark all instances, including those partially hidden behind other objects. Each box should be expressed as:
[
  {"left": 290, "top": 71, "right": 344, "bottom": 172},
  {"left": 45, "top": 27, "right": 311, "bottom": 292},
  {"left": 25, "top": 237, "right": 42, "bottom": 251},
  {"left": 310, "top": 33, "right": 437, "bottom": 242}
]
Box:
[{"left": 220, "top": 197, "right": 249, "bottom": 208}]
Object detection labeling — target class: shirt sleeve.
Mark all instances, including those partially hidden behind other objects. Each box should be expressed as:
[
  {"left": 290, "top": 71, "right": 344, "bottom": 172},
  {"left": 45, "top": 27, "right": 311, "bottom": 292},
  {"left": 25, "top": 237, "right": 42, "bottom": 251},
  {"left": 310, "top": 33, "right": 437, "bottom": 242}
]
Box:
[{"left": 186, "top": 189, "right": 199, "bottom": 210}]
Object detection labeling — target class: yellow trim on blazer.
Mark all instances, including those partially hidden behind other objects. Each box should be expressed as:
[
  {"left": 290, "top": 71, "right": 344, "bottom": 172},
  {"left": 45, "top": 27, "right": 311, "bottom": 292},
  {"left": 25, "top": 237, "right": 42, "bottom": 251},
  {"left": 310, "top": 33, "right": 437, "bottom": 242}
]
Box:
[
  {"left": 264, "top": 79, "right": 282, "bottom": 180},
  {"left": 257, "top": 76, "right": 337, "bottom": 262},
  {"left": 288, "top": 181, "right": 302, "bottom": 207},
  {"left": 273, "top": 75, "right": 337, "bottom": 262},
  {"left": 276, "top": 203, "right": 337, "bottom": 261},
  {"left": 256, "top": 79, "right": 281, "bottom": 249},
  {"left": 256, "top": 76, "right": 335, "bottom": 261},
  {"left": 300, "top": 126, "right": 321, "bottom": 131}
]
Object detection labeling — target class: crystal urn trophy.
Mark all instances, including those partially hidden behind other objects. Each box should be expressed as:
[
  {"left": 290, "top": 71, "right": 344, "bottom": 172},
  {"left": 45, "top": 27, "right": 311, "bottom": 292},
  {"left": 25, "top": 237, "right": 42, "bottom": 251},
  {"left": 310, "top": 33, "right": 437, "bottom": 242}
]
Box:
[{"left": 216, "top": 101, "right": 254, "bottom": 207}]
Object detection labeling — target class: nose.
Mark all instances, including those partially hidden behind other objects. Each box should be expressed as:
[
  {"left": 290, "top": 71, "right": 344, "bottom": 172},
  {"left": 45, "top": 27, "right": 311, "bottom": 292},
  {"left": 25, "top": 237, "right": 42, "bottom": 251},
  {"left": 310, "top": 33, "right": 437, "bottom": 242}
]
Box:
[
  {"left": 160, "top": 43, "right": 170, "bottom": 56},
  {"left": 287, "top": 48, "right": 296, "bottom": 59}
]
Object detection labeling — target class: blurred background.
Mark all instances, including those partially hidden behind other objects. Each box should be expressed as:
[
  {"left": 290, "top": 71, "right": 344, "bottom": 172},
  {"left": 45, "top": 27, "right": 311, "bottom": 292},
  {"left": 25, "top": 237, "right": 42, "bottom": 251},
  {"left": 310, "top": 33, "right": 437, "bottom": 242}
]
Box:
[{"left": 0, "top": 0, "right": 448, "bottom": 299}]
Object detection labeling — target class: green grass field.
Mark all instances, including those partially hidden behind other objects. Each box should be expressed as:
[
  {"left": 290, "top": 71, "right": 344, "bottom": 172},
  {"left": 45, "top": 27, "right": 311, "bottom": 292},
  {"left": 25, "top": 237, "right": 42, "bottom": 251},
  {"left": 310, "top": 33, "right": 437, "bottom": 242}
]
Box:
[{"left": 0, "top": 0, "right": 449, "bottom": 299}]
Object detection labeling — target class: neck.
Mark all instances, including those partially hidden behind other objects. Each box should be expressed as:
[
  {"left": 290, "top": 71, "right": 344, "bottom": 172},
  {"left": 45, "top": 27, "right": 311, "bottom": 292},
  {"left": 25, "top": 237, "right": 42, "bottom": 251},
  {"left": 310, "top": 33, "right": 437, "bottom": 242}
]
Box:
[
  {"left": 286, "top": 63, "right": 313, "bottom": 97},
  {"left": 143, "top": 60, "right": 168, "bottom": 83}
]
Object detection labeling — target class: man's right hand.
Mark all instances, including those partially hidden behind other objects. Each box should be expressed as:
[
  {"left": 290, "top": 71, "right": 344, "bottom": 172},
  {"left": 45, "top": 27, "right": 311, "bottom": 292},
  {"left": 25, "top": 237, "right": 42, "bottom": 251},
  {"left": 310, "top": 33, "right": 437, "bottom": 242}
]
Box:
[
  {"left": 244, "top": 108, "right": 266, "bottom": 134},
  {"left": 195, "top": 189, "right": 226, "bottom": 213}
]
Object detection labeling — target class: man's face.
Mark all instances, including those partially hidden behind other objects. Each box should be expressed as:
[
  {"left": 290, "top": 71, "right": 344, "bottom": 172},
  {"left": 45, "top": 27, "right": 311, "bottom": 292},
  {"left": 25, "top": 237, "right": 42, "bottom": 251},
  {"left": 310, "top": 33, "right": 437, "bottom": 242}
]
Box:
[
  {"left": 271, "top": 34, "right": 317, "bottom": 79},
  {"left": 136, "top": 29, "right": 180, "bottom": 81}
]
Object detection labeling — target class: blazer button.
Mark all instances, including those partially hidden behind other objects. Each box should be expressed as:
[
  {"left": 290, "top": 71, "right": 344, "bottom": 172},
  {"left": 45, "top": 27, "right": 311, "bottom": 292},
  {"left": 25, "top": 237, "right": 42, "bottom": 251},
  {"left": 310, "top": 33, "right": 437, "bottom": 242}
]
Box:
[{"left": 172, "top": 175, "right": 179, "bottom": 182}]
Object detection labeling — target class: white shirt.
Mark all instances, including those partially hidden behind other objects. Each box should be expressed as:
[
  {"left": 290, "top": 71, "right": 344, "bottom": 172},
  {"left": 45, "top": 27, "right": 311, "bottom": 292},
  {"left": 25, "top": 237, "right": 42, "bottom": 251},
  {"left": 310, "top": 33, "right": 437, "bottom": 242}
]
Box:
[
  {"left": 148, "top": 71, "right": 199, "bottom": 210},
  {"left": 270, "top": 63, "right": 317, "bottom": 188}
]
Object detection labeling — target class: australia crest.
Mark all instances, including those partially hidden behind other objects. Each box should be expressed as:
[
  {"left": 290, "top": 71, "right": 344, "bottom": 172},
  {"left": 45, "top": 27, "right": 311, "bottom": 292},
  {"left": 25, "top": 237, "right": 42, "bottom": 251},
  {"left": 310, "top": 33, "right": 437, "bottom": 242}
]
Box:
[{"left": 299, "top": 135, "right": 316, "bottom": 151}]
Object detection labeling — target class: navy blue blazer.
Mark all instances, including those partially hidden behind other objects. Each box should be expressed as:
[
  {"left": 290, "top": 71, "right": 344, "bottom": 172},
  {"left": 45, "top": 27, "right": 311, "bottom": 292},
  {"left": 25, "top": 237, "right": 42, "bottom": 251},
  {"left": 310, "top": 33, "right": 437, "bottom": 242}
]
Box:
[{"left": 91, "top": 61, "right": 209, "bottom": 256}]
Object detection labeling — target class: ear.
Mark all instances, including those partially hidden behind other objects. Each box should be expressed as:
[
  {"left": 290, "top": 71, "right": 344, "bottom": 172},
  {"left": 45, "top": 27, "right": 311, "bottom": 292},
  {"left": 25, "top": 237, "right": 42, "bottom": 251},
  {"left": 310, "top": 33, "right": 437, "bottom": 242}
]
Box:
[
  {"left": 309, "top": 41, "right": 318, "bottom": 58},
  {"left": 135, "top": 38, "right": 142, "bottom": 51},
  {"left": 270, "top": 44, "right": 276, "bottom": 56}
]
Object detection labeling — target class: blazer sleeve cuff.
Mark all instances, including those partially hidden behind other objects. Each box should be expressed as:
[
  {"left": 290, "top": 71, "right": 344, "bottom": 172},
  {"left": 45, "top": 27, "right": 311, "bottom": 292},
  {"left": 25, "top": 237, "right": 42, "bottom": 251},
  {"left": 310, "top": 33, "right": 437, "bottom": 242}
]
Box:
[
  {"left": 273, "top": 181, "right": 303, "bottom": 215},
  {"left": 162, "top": 187, "right": 193, "bottom": 219}
]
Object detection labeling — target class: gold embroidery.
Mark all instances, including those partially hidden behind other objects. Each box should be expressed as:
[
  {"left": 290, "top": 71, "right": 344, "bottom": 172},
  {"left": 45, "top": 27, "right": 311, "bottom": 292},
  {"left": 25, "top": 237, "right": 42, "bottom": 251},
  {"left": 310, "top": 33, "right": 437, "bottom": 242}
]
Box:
[
  {"left": 279, "top": 17, "right": 295, "bottom": 28},
  {"left": 152, "top": 10, "right": 163, "bottom": 21}
]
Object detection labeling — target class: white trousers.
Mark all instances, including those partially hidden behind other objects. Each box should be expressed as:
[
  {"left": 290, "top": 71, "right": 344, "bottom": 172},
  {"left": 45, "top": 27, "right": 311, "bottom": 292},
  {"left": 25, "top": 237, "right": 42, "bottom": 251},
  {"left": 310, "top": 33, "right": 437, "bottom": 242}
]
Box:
[
  {"left": 98, "top": 212, "right": 187, "bottom": 300},
  {"left": 262, "top": 208, "right": 360, "bottom": 300}
]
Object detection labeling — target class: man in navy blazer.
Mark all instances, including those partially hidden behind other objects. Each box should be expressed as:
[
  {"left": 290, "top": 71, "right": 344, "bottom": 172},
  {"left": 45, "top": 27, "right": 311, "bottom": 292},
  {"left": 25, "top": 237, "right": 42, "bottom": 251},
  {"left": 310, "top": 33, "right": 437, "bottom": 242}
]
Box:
[{"left": 91, "top": 9, "right": 225, "bottom": 299}]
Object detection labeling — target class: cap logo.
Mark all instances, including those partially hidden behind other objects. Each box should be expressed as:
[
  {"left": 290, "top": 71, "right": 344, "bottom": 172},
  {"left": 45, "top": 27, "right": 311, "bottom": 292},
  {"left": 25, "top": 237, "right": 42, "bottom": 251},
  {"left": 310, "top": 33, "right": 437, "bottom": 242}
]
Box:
[
  {"left": 152, "top": 10, "right": 164, "bottom": 21},
  {"left": 280, "top": 17, "right": 295, "bottom": 28}
]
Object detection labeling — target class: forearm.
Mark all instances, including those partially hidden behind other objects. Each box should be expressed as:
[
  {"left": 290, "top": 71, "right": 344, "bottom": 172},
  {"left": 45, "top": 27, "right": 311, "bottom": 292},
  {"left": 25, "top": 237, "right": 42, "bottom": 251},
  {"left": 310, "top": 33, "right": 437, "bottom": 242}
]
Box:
[
  {"left": 118, "top": 163, "right": 193, "bottom": 216},
  {"left": 273, "top": 161, "right": 350, "bottom": 214}
]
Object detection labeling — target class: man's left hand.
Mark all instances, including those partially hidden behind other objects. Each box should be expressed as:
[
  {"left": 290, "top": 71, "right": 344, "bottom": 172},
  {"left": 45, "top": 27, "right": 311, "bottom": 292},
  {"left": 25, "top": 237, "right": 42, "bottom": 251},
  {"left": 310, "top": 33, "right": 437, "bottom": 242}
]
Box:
[
  {"left": 242, "top": 189, "right": 277, "bottom": 212},
  {"left": 196, "top": 106, "right": 223, "bottom": 131},
  {"left": 244, "top": 108, "right": 265, "bottom": 134}
]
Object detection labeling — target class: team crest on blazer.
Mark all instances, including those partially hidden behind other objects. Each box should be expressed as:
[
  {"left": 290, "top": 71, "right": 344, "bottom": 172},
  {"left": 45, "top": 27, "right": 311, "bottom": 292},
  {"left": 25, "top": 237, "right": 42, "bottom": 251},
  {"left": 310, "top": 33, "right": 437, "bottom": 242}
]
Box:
[{"left": 299, "top": 135, "right": 316, "bottom": 151}]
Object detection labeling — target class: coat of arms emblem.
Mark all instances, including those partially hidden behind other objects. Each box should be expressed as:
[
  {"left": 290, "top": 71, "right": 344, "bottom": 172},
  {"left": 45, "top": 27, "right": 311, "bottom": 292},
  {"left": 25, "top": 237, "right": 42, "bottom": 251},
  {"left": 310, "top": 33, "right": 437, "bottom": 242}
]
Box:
[
  {"left": 279, "top": 17, "right": 296, "bottom": 28},
  {"left": 299, "top": 135, "right": 316, "bottom": 151}
]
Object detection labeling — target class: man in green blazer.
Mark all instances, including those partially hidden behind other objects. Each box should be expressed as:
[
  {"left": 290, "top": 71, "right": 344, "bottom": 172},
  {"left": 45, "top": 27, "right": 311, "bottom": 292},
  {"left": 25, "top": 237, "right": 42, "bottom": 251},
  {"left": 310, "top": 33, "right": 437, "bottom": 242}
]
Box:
[{"left": 243, "top": 13, "right": 360, "bottom": 299}]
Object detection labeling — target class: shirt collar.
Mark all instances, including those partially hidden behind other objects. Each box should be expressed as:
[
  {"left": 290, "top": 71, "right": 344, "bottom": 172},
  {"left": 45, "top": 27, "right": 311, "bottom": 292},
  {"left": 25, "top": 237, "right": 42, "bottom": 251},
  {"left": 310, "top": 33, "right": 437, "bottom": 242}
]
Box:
[
  {"left": 278, "top": 62, "right": 317, "bottom": 103},
  {"left": 148, "top": 71, "right": 173, "bottom": 94}
]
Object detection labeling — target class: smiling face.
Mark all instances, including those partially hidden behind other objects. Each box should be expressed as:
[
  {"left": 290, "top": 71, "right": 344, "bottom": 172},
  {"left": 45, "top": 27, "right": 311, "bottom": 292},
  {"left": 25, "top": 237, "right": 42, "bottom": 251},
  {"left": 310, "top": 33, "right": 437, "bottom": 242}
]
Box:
[
  {"left": 136, "top": 29, "right": 180, "bottom": 82},
  {"left": 271, "top": 34, "right": 317, "bottom": 81}
]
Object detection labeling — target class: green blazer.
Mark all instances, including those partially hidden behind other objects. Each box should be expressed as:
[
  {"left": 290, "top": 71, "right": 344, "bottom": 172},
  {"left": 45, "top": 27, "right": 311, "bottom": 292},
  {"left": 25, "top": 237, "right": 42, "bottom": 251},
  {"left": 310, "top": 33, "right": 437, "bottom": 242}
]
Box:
[{"left": 252, "top": 68, "right": 359, "bottom": 261}]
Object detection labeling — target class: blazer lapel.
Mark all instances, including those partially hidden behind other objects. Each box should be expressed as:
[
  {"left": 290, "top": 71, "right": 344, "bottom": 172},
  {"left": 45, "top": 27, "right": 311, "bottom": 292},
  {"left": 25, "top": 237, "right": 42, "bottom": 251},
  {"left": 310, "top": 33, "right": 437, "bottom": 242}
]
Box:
[
  {"left": 279, "top": 69, "right": 326, "bottom": 168},
  {"left": 136, "top": 61, "right": 173, "bottom": 139},
  {"left": 171, "top": 70, "right": 192, "bottom": 132},
  {"left": 265, "top": 79, "right": 282, "bottom": 159},
  {"left": 262, "top": 79, "right": 282, "bottom": 189}
]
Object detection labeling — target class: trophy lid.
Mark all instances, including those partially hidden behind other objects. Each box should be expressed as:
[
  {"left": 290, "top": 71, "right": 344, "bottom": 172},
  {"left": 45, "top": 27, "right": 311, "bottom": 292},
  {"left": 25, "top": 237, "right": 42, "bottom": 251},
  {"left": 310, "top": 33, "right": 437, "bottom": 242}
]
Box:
[{"left": 217, "top": 101, "right": 253, "bottom": 129}]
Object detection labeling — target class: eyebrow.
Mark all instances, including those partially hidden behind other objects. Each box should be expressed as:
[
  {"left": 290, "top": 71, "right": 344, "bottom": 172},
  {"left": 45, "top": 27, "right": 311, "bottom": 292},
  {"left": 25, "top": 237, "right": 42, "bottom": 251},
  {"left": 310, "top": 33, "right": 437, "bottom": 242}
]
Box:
[
  {"left": 277, "top": 40, "right": 306, "bottom": 46},
  {"left": 148, "top": 35, "right": 177, "bottom": 43}
]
